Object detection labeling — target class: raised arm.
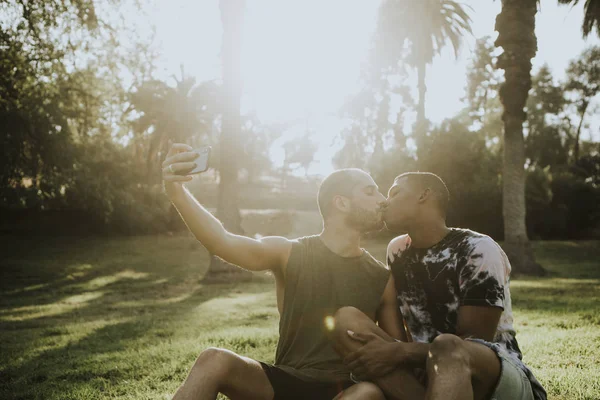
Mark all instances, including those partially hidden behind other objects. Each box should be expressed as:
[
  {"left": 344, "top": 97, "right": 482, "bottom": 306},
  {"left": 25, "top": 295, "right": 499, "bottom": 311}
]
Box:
[{"left": 162, "top": 143, "right": 292, "bottom": 273}]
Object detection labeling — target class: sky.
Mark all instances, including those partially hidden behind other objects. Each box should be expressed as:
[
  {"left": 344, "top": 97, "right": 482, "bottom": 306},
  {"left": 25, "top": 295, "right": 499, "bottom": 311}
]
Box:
[{"left": 147, "top": 0, "right": 599, "bottom": 175}]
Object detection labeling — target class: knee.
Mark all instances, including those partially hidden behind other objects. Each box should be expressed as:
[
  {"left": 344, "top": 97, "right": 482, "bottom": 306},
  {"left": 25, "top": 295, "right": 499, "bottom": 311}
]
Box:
[
  {"left": 333, "top": 307, "right": 363, "bottom": 331},
  {"left": 429, "top": 334, "right": 467, "bottom": 360},
  {"left": 194, "top": 347, "right": 236, "bottom": 375},
  {"left": 330, "top": 307, "right": 363, "bottom": 341},
  {"left": 350, "top": 382, "right": 386, "bottom": 400},
  {"left": 427, "top": 334, "right": 470, "bottom": 372}
]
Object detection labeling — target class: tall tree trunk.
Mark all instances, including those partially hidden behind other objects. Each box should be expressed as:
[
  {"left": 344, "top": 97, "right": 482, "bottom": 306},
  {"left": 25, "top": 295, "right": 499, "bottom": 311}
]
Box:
[
  {"left": 369, "top": 129, "right": 384, "bottom": 176},
  {"left": 495, "top": 0, "right": 545, "bottom": 275},
  {"left": 416, "top": 61, "right": 427, "bottom": 138},
  {"left": 204, "top": 0, "right": 251, "bottom": 282},
  {"left": 574, "top": 100, "right": 589, "bottom": 163}
]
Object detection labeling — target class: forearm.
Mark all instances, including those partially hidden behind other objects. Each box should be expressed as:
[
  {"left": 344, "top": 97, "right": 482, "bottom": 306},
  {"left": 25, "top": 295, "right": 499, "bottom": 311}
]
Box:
[
  {"left": 380, "top": 320, "right": 408, "bottom": 342},
  {"left": 394, "top": 341, "right": 430, "bottom": 368},
  {"left": 167, "top": 185, "right": 230, "bottom": 255}
]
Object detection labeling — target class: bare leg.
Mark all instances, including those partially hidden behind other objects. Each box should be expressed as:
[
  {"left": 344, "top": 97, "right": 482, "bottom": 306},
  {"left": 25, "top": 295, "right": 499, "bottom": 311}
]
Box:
[
  {"left": 332, "top": 382, "right": 385, "bottom": 400},
  {"left": 425, "top": 334, "right": 501, "bottom": 400},
  {"left": 331, "top": 307, "right": 426, "bottom": 400},
  {"left": 332, "top": 308, "right": 502, "bottom": 400},
  {"left": 172, "top": 347, "right": 274, "bottom": 400}
]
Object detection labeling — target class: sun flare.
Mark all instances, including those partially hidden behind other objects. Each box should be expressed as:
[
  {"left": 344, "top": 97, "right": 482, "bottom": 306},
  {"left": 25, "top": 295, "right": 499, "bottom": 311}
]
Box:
[{"left": 241, "top": 1, "right": 379, "bottom": 124}]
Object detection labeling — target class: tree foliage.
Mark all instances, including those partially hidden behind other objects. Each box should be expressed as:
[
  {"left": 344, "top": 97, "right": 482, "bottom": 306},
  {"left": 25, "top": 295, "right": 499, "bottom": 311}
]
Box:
[
  {"left": 2, "top": 1, "right": 599, "bottom": 241},
  {"left": 564, "top": 45, "right": 600, "bottom": 162},
  {"left": 335, "top": 35, "right": 600, "bottom": 241},
  {"left": 558, "top": 0, "right": 600, "bottom": 38},
  {"left": 373, "top": 0, "right": 472, "bottom": 139}
]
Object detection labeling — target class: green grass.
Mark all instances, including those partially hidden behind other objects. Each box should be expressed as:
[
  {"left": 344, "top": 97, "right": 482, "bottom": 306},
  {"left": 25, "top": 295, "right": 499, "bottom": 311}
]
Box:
[{"left": 0, "top": 235, "right": 598, "bottom": 399}]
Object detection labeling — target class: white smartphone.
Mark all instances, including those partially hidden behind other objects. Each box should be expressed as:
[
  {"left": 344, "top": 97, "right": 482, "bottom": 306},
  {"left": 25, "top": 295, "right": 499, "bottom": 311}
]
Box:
[{"left": 188, "top": 146, "right": 211, "bottom": 174}]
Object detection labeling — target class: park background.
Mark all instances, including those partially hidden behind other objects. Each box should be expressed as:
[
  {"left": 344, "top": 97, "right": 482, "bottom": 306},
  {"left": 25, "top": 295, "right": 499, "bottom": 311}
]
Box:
[{"left": 1, "top": 0, "right": 599, "bottom": 399}]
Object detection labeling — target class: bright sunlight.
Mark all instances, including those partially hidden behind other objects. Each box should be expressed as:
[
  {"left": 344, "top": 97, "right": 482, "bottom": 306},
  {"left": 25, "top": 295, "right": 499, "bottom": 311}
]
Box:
[
  {"left": 3, "top": 1, "right": 600, "bottom": 399},
  {"left": 149, "top": 0, "right": 380, "bottom": 175},
  {"left": 149, "top": 0, "right": 598, "bottom": 176}
]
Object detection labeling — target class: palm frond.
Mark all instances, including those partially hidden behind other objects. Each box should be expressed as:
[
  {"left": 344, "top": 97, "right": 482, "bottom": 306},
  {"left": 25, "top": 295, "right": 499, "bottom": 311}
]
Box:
[
  {"left": 558, "top": 0, "right": 600, "bottom": 37},
  {"left": 375, "top": 0, "right": 473, "bottom": 67}
]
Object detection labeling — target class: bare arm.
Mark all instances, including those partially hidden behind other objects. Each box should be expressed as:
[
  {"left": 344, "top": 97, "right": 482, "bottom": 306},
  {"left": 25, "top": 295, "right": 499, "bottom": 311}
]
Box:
[
  {"left": 456, "top": 305, "right": 502, "bottom": 341},
  {"left": 349, "top": 237, "right": 503, "bottom": 371},
  {"left": 372, "top": 236, "right": 504, "bottom": 367},
  {"left": 376, "top": 274, "right": 408, "bottom": 342},
  {"left": 381, "top": 305, "right": 503, "bottom": 368},
  {"left": 347, "top": 304, "right": 503, "bottom": 377},
  {"left": 163, "top": 143, "right": 292, "bottom": 273}
]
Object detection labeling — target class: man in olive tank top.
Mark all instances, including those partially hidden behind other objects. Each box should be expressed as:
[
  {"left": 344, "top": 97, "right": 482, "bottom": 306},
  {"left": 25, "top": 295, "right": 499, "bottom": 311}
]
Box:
[{"left": 162, "top": 143, "right": 403, "bottom": 400}]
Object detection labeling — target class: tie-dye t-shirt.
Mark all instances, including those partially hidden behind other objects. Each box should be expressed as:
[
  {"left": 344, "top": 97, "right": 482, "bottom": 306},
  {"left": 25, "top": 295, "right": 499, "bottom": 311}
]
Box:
[{"left": 387, "top": 228, "right": 546, "bottom": 400}]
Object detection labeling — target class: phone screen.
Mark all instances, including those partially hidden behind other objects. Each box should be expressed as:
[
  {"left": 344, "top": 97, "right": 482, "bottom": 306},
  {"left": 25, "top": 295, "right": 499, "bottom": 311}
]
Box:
[{"left": 188, "top": 146, "right": 211, "bottom": 174}]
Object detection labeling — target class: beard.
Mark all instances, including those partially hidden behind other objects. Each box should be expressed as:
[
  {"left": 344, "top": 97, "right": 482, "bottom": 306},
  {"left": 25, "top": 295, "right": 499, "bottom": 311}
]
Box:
[{"left": 346, "top": 203, "right": 384, "bottom": 232}]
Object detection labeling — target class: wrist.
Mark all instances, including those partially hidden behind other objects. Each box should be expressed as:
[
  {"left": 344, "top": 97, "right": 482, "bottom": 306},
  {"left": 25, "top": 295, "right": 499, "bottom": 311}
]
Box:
[
  {"left": 391, "top": 341, "right": 408, "bottom": 365},
  {"left": 165, "top": 182, "right": 186, "bottom": 202},
  {"left": 402, "top": 342, "right": 429, "bottom": 367}
]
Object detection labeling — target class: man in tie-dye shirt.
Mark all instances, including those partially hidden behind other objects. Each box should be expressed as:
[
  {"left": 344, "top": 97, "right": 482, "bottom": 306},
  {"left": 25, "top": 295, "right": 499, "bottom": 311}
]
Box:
[{"left": 331, "top": 172, "right": 546, "bottom": 400}]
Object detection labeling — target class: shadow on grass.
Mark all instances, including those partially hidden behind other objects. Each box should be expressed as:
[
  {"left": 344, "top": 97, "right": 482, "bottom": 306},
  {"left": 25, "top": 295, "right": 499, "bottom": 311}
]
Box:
[
  {"left": 1, "top": 319, "right": 182, "bottom": 400},
  {"left": 0, "top": 234, "right": 208, "bottom": 304},
  {"left": 530, "top": 240, "right": 600, "bottom": 279},
  {"left": 511, "top": 279, "right": 600, "bottom": 316},
  {"left": 1, "top": 236, "right": 598, "bottom": 399},
  {"left": 504, "top": 241, "right": 600, "bottom": 336},
  {"left": 0, "top": 234, "right": 276, "bottom": 400}
]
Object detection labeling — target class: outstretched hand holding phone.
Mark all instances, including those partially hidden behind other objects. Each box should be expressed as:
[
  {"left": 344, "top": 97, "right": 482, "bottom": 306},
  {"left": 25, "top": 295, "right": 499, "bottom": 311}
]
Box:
[
  {"left": 162, "top": 143, "right": 211, "bottom": 197},
  {"left": 160, "top": 142, "right": 291, "bottom": 274}
]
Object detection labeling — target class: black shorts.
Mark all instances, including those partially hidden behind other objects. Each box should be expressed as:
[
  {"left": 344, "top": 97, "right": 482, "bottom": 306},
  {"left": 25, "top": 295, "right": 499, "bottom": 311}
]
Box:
[{"left": 259, "top": 362, "right": 353, "bottom": 400}]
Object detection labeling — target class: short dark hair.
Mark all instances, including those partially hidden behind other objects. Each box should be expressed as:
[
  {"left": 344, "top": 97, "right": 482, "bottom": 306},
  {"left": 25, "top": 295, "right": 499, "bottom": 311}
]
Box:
[
  {"left": 318, "top": 168, "right": 365, "bottom": 218},
  {"left": 395, "top": 172, "right": 450, "bottom": 216}
]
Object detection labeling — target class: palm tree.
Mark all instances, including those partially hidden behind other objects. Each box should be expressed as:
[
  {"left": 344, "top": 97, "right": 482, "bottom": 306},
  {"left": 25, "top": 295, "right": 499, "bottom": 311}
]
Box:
[
  {"left": 558, "top": 0, "right": 600, "bottom": 38},
  {"left": 204, "top": 0, "right": 251, "bottom": 282},
  {"left": 495, "top": 0, "right": 545, "bottom": 275},
  {"left": 374, "top": 0, "right": 472, "bottom": 137},
  {"left": 216, "top": 0, "right": 244, "bottom": 233},
  {"left": 129, "top": 68, "right": 217, "bottom": 182},
  {"left": 564, "top": 46, "right": 600, "bottom": 163},
  {"left": 558, "top": 1, "right": 600, "bottom": 162}
]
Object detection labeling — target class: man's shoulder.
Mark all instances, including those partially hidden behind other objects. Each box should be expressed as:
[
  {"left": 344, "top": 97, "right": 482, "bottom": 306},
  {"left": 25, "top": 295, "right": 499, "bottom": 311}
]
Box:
[
  {"left": 450, "top": 229, "right": 511, "bottom": 274},
  {"left": 450, "top": 229, "right": 500, "bottom": 252},
  {"left": 457, "top": 229, "right": 503, "bottom": 256},
  {"left": 387, "top": 234, "right": 411, "bottom": 263},
  {"left": 292, "top": 234, "right": 317, "bottom": 242},
  {"left": 289, "top": 234, "right": 318, "bottom": 247}
]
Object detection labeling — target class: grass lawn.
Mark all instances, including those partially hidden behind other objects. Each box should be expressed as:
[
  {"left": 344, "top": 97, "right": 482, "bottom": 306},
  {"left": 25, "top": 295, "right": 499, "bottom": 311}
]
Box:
[{"left": 1, "top": 234, "right": 599, "bottom": 399}]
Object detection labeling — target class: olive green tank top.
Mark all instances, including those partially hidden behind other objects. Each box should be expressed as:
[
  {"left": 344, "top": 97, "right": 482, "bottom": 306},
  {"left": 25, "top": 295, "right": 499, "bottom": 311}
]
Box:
[{"left": 274, "top": 235, "right": 390, "bottom": 383}]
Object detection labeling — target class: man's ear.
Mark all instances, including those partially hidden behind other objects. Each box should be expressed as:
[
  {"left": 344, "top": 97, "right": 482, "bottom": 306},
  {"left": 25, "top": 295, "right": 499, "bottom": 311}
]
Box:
[
  {"left": 333, "top": 195, "right": 351, "bottom": 212},
  {"left": 418, "top": 188, "right": 432, "bottom": 204}
]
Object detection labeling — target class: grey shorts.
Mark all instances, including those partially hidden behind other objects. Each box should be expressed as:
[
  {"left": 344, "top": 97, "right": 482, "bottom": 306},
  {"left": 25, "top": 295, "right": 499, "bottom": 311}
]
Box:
[{"left": 466, "top": 338, "right": 534, "bottom": 400}]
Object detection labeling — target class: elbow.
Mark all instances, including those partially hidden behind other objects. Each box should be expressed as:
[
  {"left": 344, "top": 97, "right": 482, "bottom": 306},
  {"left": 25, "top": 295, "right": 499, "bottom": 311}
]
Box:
[
  {"left": 192, "top": 226, "right": 230, "bottom": 257},
  {"left": 207, "top": 232, "right": 232, "bottom": 258}
]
